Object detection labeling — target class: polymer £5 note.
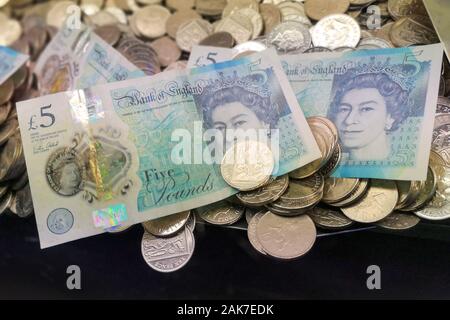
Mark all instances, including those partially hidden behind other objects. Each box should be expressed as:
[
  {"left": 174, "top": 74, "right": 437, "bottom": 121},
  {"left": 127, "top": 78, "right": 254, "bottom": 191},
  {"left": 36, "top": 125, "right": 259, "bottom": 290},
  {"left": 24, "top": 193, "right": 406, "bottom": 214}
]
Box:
[
  {"left": 0, "top": 46, "right": 29, "bottom": 85},
  {"left": 35, "top": 22, "right": 144, "bottom": 95},
  {"left": 190, "top": 44, "right": 444, "bottom": 180},
  {"left": 17, "top": 48, "right": 320, "bottom": 248}
]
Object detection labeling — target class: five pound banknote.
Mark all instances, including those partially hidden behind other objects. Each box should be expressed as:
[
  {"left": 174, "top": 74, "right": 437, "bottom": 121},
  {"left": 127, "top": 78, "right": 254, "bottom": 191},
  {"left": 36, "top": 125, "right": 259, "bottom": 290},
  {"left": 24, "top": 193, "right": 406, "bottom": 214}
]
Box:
[
  {"left": 189, "top": 44, "right": 443, "bottom": 180},
  {"left": 17, "top": 48, "right": 320, "bottom": 248},
  {"left": 34, "top": 22, "right": 145, "bottom": 95}
]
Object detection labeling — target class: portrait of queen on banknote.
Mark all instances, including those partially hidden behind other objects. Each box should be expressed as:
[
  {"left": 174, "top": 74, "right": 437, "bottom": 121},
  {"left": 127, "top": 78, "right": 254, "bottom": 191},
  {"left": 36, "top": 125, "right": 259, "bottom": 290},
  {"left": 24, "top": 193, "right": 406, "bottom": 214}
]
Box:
[
  {"left": 193, "top": 69, "right": 284, "bottom": 150},
  {"left": 327, "top": 67, "right": 411, "bottom": 162},
  {"left": 192, "top": 69, "right": 294, "bottom": 180}
]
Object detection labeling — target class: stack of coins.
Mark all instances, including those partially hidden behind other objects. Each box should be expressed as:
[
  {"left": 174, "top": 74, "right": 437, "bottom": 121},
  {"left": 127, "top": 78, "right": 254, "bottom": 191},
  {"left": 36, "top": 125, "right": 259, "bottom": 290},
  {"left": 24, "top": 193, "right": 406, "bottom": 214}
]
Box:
[
  {"left": 0, "top": 0, "right": 62, "bottom": 218},
  {"left": 197, "top": 112, "right": 440, "bottom": 260},
  {"left": 0, "top": 0, "right": 448, "bottom": 272},
  {"left": 0, "top": 60, "right": 38, "bottom": 218}
]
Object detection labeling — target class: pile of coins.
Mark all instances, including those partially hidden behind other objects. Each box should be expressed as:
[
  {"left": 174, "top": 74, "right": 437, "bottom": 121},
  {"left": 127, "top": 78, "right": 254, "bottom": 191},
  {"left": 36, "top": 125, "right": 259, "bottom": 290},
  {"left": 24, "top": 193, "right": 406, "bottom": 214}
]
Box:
[
  {"left": 193, "top": 114, "right": 444, "bottom": 261},
  {"left": 0, "top": 61, "right": 35, "bottom": 218},
  {"left": 0, "top": 0, "right": 449, "bottom": 272}
]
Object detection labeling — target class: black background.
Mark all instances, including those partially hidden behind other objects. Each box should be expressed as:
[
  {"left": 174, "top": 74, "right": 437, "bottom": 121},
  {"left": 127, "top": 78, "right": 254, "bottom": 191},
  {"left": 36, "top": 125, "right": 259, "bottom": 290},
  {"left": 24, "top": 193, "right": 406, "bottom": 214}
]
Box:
[{"left": 1, "top": 213, "right": 450, "bottom": 300}]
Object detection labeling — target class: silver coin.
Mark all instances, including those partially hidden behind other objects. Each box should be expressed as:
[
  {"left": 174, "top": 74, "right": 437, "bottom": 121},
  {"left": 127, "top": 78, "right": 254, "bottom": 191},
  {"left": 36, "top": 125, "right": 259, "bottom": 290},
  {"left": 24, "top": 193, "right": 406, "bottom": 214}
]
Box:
[
  {"left": 256, "top": 212, "right": 316, "bottom": 260},
  {"left": 267, "top": 21, "right": 311, "bottom": 54},
  {"left": 432, "top": 114, "right": 450, "bottom": 152},
  {"left": 231, "top": 40, "right": 267, "bottom": 59},
  {"left": 141, "top": 228, "right": 195, "bottom": 273},
  {"left": 311, "top": 14, "right": 360, "bottom": 50},
  {"left": 414, "top": 162, "right": 450, "bottom": 221},
  {"left": 247, "top": 211, "right": 267, "bottom": 255}
]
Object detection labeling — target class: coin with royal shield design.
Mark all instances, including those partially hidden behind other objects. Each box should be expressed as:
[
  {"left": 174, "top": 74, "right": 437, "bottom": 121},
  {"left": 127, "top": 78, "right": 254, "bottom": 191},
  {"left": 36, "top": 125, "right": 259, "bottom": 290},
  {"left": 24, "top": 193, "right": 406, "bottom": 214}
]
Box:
[{"left": 141, "top": 228, "right": 195, "bottom": 273}]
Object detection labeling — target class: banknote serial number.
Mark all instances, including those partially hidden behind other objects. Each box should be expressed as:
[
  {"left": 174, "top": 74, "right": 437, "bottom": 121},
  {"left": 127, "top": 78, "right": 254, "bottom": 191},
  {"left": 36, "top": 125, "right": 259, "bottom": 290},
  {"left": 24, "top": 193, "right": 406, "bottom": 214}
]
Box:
[{"left": 177, "top": 304, "right": 274, "bottom": 318}]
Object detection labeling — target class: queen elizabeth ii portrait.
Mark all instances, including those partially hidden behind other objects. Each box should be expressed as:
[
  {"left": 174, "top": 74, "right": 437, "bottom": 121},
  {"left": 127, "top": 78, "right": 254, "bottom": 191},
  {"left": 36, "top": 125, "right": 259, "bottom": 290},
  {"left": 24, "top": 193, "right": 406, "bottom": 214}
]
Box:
[
  {"left": 46, "top": 148, "right": 84, "bottom": 197},
  {"left": 193, "top": 70, "right": 285, "bottom": 153},
  {"left": 328, "top": 71, "right": 411, "bottom": 161}
]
